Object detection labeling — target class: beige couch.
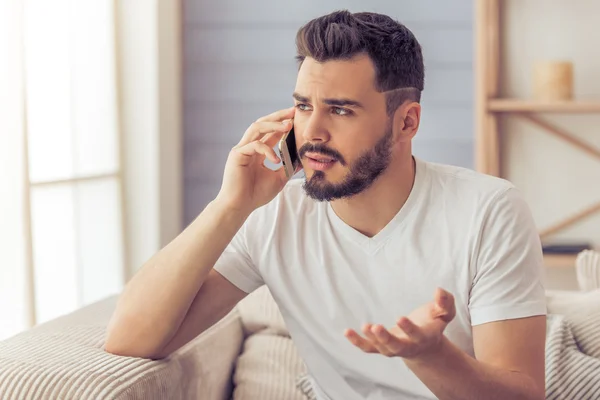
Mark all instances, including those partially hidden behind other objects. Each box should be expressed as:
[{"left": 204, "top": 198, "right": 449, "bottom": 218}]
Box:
[
  {"left": 0, "top": 286, "right": 309, "bottom": 400},
  {"left": 1, "top": 284, "right": 599, "bottom": 400}
]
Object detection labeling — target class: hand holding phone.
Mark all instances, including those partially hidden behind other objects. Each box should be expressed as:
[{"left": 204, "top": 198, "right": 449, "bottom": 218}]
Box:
[{"left": 216, "top": 107, "right": 295, "bottom": 214}]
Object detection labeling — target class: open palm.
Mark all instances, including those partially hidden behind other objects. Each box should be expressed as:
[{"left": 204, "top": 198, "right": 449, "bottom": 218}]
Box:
[{"left": 344, "top": 288, "right": 456, "bottom": 360}]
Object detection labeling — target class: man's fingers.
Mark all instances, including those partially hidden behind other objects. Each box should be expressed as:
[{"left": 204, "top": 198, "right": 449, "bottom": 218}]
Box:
[
  {"left": 260, "top": 130, "right": 286, "bottom": 148},
  {"left": 396, "top": 317, "right": 423, "bottom": 341},
  {"left": 255, "top": 107, "right": 295, "bottom": 123},
  {"left": 344, "top": 329, "right": 377, "bottom": 353},
  {"left": 270, "top": 165, "right": 290, "bottom": 186},
  {"left": 371, "top": 324, "right": 410, "bottom": 356},
  {"left": 433, "top": 288, "right": 450, "bottom": 313},
  {"left": 233, "top": 141, "right": 281, "bottom": 165},
  {"left": 347, "top": 323, "right": 423, "bottom": 358},
  {"left": 433, "top": 287, "right": 456, "bottom": 322},
  {"left": 235, "top": 106, "right": 294, "bottom": 148},
  {"left": 362, "top": 324, "right": 394, "bottom": 356},
  {"left": 238, "top": 120, "right": 292, "bottom": 147}
]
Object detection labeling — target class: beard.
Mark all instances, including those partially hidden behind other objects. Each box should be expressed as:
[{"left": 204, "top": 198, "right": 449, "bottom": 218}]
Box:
[{"left": 300, "top": 121, "right": 394, "bottom": 202}]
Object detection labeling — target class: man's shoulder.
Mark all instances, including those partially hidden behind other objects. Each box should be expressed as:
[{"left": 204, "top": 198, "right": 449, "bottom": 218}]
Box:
[{"left": 422, "top": 159, "right": 515, "bottom": 202}]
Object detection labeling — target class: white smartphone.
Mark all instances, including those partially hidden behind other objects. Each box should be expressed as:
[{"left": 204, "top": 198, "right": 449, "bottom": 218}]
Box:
[{"left": 278, "top": 126, "right": 301, "bottom": 178}]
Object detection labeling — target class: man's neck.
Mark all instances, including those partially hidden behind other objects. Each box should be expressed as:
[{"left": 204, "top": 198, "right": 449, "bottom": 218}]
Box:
[{"left": 329, "top": 155, "right": 416, "bottom": 238}]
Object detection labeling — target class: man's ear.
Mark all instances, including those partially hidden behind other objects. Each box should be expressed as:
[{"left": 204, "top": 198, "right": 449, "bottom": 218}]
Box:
[{"left": 392, "top": 102, "right": 421, "bottom": 143}]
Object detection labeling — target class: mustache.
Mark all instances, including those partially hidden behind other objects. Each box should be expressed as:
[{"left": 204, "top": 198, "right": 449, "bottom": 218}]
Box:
[{"left": 298, "top": 143, "right": 347, "bottom": 166}]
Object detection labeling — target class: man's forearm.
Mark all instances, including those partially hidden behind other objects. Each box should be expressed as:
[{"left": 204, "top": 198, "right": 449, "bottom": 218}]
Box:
[
  {"left": 404, "top": 337, "right": 544, "bottom": 400},
  {"left": 105, "top": 199, "right": 249, "bottom": 357}
]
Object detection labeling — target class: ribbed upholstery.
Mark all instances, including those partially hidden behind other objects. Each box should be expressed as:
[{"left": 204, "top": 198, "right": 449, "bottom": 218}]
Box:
[
  {"left": 545, "top": 314, "right": 600, "bottom": 400},
  {"left": 233, "top": 285, "right": 307, "bottom": 400},
  {"left": 233, "top": 334, "right": 307, "bottom": 400},
  {"left": 236, "top": 285, "right": 289, "bottom": 337},
  {"left": 0, "top": 296, "right": 244, "bottom": 400}
]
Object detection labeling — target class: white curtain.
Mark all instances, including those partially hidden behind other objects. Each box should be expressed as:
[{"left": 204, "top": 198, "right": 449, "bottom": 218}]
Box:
[
  {"left": 0, "top": 0, "right": 30, "bottom": 340},
  {"left": 0, "top": 0, "right": 126, "bottom": 340}
]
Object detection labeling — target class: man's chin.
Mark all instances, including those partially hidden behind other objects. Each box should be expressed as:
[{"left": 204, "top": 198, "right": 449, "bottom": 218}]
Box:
[
  {"left": 304, "top": 169, "right": 343, "bottom": 183},
  {"left": 302, "top": 179, "right": 343, "bottom": 202},
  {"left": 302, "top": 187, "right": 333, "bottom": 202}
]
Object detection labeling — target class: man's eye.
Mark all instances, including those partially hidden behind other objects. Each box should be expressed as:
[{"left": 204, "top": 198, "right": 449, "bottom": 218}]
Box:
[
  {"left": 296, "top": 104, "right": 311, "bottom": 111},
  {"left": 333, "top": 107, "right": 351, "bottom": 116}
]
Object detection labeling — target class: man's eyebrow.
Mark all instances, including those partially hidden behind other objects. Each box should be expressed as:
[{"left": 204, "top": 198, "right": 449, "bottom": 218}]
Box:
[{"left": 292, "top": 92, "right": 364, "bottom": 109}]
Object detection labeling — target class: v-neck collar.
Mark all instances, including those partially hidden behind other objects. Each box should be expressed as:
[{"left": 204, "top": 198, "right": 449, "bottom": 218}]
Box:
[{"left": 326, "top": 157, "right": 428, "bottom": 254}]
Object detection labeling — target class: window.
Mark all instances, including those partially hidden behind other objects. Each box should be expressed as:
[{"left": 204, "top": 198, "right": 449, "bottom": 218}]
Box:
[{"left": 0, "top": 0, "right": 126, "bottom": 339}]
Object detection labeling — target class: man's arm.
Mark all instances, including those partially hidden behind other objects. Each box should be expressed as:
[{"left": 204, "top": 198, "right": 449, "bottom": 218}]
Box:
[
  {"left": 403, "top": 316, "right": 546, "bottom": 400},
  {"left": 104, "top": 200, "right": 250, "bottom": 359},
  {"left": 150, "top": 269, "right": 247, "bottom": 359},
  {"left": 345, "top": 288, "right": 546, "bottom": 400},
  {"left": 104, "top": 107, "right": 293, "bottom": 359}
]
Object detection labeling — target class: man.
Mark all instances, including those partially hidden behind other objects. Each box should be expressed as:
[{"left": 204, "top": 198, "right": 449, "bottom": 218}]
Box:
[{"left": 105, "top": 10, "right": 546, "bottom": 400}]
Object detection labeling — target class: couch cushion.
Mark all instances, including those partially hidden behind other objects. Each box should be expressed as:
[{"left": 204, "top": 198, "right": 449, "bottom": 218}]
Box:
[
  {"left": 296, "top": 373, "right": 317, "bottom": 400},
  {"left": 563, "top": 291, "right": 600, "bottom": 359},
  {"left": 233, "top": 285, "right": 309, "bottom": 399},
  {"left": 236, "top": 285, "right": 289, "bottom": 337},
  {"left": 233, "top": 333, "right": 307, "bottom": 400},
  {"left": 546, "top": 289, "right": 600, "bottom": 358},
  {"left": 545, "top": 314, "right": 600, "bottom": 400},
  {"left": 576, "top": 250, "right": 600, "bottom": 291}
]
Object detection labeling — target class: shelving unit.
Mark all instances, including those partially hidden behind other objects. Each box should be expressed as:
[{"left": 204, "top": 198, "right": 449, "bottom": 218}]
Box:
[
  {"left": 543, "top": 254, "right": 578, "bottom": 269},
  {"left": 488, "top": 100, "right": 600, "bottom": 113},
  {"left": 475, "top": 0, "right": 600, "bottom": 268}
]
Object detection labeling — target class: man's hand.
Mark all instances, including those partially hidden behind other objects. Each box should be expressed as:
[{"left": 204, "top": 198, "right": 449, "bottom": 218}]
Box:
[
  {"left": 216, "top": 107, "right": 296, "bottom": 215},
  {"left": 344, "top": 288, "right": 456, "bottom": 360}
]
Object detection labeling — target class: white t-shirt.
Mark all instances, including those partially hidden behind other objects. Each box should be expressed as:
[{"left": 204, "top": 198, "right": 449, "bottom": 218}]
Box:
[{"left": 214, "top": 157, "right": 546, "bottom": 400}]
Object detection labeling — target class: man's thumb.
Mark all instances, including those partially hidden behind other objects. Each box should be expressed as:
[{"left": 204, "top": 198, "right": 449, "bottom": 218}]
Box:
[{"left": 434, "top": 287, "right": 456, "bottom": 322}]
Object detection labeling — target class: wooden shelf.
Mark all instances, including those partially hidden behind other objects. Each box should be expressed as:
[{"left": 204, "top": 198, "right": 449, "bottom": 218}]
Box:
[
  {"left": 476, "top": 2, "right": 597, "bottom": 273},
  {"left": 488, "top": 99, "right": 600, "bottom": 113},
  {"left": 543, "top": 253, "right": 577, "bottom": 268}
]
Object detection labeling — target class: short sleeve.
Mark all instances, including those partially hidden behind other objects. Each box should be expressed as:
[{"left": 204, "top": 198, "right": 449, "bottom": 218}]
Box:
[
  {"left": 213, "top": 215, "right": 264, "bottom": 294},
  {"left": 469, "top": 187, "right": 547, "bottom": 326}
]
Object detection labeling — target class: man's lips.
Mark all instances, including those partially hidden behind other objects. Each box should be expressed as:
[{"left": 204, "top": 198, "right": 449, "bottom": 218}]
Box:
[
  {"left": 304, "top": 152, "right": 338, "bottom": 171},
  {"left": 304, "top": 152, "right": 337, "bottom": 163}
]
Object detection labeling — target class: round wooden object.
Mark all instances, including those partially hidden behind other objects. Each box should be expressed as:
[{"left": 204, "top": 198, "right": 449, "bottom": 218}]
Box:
[{"left": 533, "top": 61, "right": 573, "bottom": 101}]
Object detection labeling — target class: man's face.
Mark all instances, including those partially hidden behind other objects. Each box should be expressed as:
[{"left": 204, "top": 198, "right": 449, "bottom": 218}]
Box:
[{"left": 293, "top": 54, "right": 394, "bottom": 201}]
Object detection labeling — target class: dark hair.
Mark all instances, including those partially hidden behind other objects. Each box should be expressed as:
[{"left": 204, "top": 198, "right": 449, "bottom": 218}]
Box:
[{"left": 295, "top": 10, "right": 424, "bottom": 114}]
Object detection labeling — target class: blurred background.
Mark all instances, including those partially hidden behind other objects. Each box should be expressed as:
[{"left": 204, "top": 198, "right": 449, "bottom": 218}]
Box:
[{"left": 0, "top": 0, "right": 598, "bottom": 341}]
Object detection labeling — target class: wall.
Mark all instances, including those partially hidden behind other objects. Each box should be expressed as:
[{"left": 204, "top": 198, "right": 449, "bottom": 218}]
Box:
[
  {"left": 501, "top": 0, "right": 600, "bottom": 290},
  {"left": 182, "top": 0, "right": 474, "bottom": 225}
]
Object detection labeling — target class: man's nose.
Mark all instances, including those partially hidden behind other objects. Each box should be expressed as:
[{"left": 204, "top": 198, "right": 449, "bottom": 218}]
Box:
[{"left": 300, "top": 114, "right": 330, "bottom": 143}]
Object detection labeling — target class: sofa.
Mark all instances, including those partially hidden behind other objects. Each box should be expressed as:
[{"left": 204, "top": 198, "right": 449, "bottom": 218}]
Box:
[
  {"left": 1, "top": 260, "right": 600, "bottom": 400},
  {"left": 0, "top": 286, "right": 312, "bottom": 400}
]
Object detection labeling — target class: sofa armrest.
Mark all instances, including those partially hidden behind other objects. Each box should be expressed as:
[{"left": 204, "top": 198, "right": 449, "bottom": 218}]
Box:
[{"left": 0, "top": 296, "right": 244, "bottom": 400}]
